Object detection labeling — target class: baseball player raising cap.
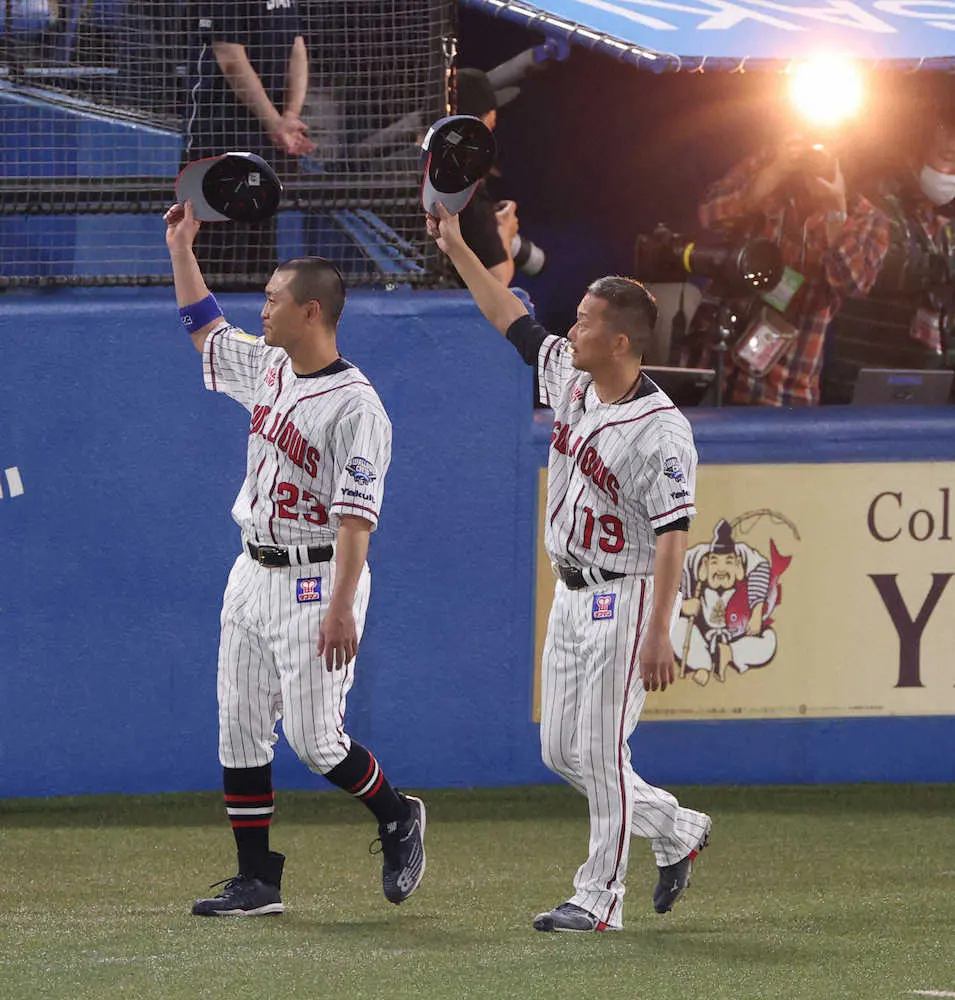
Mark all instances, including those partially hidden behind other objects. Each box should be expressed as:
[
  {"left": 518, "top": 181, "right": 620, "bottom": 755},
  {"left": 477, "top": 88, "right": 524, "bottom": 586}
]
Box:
[
  {"left": 164, "top": 199, "right": 426, "bottom": 917},
  {"left": 427, "top": 203, "right": 712, "bottom": 933}
]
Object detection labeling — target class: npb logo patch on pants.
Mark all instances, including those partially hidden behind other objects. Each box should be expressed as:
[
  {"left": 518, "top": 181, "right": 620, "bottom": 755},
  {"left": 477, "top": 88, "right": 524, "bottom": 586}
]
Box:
[
  {"left": 296, "top": 577, "right": 322, "bottom": 603},
  {"left": 592, "top": 593, "right": 616, "bottom": 621}
]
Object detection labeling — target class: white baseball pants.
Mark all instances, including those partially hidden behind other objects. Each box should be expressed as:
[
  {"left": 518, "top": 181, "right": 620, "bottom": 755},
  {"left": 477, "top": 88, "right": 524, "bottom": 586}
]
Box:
[
  {"left": 216, "top": 551, "right": 371, "bottom": 774},
  {"left": 540, "top": 574, "right": 711, "bottom": 928}
]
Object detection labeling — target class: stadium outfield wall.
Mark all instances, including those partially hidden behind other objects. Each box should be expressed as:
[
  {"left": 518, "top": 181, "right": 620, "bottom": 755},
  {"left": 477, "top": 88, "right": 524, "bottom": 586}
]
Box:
[{"left": 1, "top": 288, "right": 954, "bottom": 799}]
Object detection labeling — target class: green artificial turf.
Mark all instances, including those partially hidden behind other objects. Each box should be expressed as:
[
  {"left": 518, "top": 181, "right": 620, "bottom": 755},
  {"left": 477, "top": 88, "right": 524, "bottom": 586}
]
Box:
[{"left": 2, "top": 784, "right": 954, "bottom": 1000}]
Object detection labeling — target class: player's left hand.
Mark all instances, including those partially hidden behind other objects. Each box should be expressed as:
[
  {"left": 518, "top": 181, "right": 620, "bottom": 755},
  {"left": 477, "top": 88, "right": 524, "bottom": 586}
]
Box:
[
  {"left": 317, "top": 605, "right": 358, "bottom": 671},
  {"left": 639, "top": 626, "right": 677, "bottom": 693}
]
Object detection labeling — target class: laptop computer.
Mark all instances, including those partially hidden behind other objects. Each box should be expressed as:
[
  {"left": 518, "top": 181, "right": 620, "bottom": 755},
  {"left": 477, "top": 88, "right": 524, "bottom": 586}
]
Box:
[
  {"left": 851, "top": 368, "right": 953, "bottom": 405},
  {"left": 642, "top": 366, "right": 716, "bottom": 407}
]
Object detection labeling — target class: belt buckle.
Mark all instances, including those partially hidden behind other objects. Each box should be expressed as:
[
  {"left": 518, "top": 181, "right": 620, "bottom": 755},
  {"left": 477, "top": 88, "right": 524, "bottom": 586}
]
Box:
[{"left": 256, "top": 544, "right": 284, "bottom": 566}]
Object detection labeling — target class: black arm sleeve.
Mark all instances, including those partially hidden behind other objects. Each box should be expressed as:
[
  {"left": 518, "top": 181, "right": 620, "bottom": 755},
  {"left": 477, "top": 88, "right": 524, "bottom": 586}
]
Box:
[
  {"left": 655, "top": 517, "right": 690, "bottom": 536},
  {"left": 506, "top": 314, "right": 551, "bottom": 367}
]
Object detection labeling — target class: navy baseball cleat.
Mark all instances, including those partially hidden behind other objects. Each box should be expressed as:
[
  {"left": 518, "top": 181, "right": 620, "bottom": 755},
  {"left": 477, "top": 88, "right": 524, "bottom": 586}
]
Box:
[
  {"left": 192, "top": 850, "right": 285, "bottom": 916},
  {"left": 533, "top": 902, "right": 607, "bottom": 933},
  {"left": 374, "top": 794, "right": 427, "bottom": 904},
  {"left": 192, "top": 875, "right": 284, "bottom": 916},
  {"left": 653, "top": 819, "right": 712, "bottom": 914}
]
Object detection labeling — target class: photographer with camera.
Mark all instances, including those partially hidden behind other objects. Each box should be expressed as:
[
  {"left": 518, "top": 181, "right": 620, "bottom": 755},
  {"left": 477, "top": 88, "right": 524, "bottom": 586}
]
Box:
[
  {"left": 455, "top": 68, "right": 545, "bottom": 286},
  {"left": 687, "top": 136, "right": 892, "bottom": 406},
  {"left": 822, "top": 93, "right": 955, "bottom": 400}
]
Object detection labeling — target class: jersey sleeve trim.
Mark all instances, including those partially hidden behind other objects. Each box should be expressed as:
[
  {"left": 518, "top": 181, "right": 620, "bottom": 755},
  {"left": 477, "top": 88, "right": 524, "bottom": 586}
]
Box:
[
  {"left": 655, "top": 516, "right": 690, "bottom": 536},
  {"left": 649, "top": 503, "right": 695, "bottom": 522},
  {"left": 330, "top": 501, "right": 380, "bottom": 523}
]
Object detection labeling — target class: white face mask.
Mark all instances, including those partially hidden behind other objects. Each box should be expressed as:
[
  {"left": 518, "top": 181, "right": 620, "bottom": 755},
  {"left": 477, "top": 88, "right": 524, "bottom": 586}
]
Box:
[{"left": 920, "top": 164, "right": 955, "bottom": 206}]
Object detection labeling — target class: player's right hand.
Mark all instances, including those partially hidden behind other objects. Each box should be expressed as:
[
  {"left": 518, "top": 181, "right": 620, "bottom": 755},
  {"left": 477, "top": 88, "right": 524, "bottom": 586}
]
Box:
[{"left": 164, "top": 200, "right": 201, "bottom": 253}]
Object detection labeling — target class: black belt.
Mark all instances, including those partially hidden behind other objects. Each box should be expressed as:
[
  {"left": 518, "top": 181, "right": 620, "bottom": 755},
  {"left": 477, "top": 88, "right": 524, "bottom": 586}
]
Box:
[
  {"left": 246, "top": 541, "right": 334, "bottom": 568},
  {"left": 556, "top": 565, "right": 627, "bottom": 591}
]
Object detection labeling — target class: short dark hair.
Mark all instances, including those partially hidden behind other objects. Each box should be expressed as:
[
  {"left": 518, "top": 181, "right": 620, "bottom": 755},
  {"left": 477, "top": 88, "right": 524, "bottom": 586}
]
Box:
[
  {"left": 274, "top": 256, "right": 346, "bottom": 326},
  {"left": 456, "top": 68, "right": 497, "bottom": 118},
  {"left": 586, "top": 276, "right": 657, "bottom": 357}
]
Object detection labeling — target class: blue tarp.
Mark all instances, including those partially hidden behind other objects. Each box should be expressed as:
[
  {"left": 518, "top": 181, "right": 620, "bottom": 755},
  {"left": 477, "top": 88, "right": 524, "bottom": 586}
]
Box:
[{"left": 462, "top": 0, "right": 955, "bottom": 69}]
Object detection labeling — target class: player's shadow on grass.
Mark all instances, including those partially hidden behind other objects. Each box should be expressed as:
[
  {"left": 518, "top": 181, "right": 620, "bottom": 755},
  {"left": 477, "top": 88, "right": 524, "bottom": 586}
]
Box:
[{"left": 627, "top": 925, "right": 828, "bottom": 967}]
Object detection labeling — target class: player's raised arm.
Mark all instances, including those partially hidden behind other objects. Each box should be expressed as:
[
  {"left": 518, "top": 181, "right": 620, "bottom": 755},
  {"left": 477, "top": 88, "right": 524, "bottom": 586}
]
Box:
[
  {"left": 164, "top": 200, "right": 224, "bottom": 354},
  {"left": 427, "top": 202, "right": 528, "bottom": 335}
]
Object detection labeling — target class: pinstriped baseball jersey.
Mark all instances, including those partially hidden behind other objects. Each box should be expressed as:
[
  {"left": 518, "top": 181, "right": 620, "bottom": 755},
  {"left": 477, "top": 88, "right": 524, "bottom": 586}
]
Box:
[
  {"left": 537, "top": 334, "right": 698, "bottom": 576},
  {"left": 203, "top": 322, "right": 391, "bottom": 545}
]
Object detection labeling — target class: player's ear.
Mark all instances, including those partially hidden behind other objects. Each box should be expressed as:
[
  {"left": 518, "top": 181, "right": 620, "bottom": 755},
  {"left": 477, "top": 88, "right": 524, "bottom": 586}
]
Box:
[{"left": 304, "top": 298, "right": 321, "bottom": 324}]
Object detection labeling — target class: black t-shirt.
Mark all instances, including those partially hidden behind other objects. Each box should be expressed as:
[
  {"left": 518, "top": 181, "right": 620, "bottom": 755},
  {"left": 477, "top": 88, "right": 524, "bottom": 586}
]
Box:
[
  {"left": 459, "top": 184, "right": 508, "bottom": 270},
  {"left": 185, "top": 0, "right": 302, "bottom": 157}
]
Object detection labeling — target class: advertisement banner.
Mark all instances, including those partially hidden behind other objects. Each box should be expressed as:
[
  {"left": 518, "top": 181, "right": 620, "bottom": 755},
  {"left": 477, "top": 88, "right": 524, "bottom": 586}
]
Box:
[{"left": 534, "top": 463, "right": 955, "bottom": 721}]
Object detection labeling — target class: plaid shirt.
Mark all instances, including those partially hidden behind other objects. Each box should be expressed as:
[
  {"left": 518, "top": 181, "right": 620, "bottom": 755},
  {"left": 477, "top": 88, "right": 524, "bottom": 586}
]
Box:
[
  {"left": 877, "top": 190, "right": 955, "bottom": 352},
  {"left": 694, "top": 151, "right": 892, "bottom": 406}
]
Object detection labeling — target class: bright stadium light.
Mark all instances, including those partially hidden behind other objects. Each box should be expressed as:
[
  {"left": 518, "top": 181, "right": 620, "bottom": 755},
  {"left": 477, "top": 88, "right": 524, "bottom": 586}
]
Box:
[{"left": 787, "top": 55, "right": 865, "bottom": 129}]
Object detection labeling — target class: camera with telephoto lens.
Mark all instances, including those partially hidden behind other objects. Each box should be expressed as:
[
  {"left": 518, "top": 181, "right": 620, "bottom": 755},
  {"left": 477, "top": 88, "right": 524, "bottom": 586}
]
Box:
[
  {"left": 868, "top": 214, "right": 955, "bottom": 298},
  {"left": 633, "top": 225, "right": 784, "bottom": 297},
  {"left": 510, "top": 233, "right": 546, "bottom": 276}
]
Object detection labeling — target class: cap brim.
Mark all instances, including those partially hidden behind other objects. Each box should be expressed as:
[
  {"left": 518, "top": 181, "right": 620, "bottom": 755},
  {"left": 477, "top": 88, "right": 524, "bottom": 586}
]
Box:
[
  {"left": 422, "top": 171, "right": 478, "bottom": 217},
  {"left": 175, "top": 156, "right": 231, "bottom": 222}
]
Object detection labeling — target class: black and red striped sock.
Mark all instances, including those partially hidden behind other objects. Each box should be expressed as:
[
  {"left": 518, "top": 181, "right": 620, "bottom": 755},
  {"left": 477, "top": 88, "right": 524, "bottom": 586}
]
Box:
[
  {"left": 223, "top": 764, "right": 274, "bottom": 874},
  {"left": 324, "top": 742, "right": 410, "bottom": 827}
]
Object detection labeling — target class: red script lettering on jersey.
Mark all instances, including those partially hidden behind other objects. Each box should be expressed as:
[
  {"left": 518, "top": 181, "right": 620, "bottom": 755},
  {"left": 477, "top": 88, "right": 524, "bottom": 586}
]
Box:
[
  {"left": 551, "top": 421, "right": 620, "bottom": 505},
  {"left": 250, "top": 404, "right": 321, "bottom": 477}
]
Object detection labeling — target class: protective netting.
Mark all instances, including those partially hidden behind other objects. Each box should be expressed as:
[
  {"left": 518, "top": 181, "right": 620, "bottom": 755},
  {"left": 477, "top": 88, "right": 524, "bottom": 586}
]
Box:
[{"left": 0, "top": 1, "right": 455, "bottom": 288}]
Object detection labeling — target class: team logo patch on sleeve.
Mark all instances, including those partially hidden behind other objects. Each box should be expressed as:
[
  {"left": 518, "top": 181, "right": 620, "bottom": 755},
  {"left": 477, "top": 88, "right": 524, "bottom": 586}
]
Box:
[
  {"left": 592, "top": 593, "right": 616, "bottom": 621},
  {"left": 345, "top": 457, "right": 377, "bottom": 484},
  {"left": 664, "top": 457, "right": 685, "bottom": 482},
  {"left": 296, "top": 577, "right": 322, "bottom": 603}
]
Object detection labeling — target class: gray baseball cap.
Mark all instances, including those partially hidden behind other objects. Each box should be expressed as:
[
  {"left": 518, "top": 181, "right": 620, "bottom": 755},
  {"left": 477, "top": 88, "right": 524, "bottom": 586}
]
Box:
[
  {"left": 175, "top": 152, "right": 283, "bottom": 223},
  {"left": 420, "top": 115, "right": 496, "bottom": 216}
]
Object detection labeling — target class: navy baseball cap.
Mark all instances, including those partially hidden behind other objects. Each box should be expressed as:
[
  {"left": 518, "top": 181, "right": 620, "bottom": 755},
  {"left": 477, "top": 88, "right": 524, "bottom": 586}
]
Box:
[
  {"left": 175, "top": 152, "right": 283, "bottom": 223},
  {"left": 420, "top": 115, "right": 496, "bottom": 216}
]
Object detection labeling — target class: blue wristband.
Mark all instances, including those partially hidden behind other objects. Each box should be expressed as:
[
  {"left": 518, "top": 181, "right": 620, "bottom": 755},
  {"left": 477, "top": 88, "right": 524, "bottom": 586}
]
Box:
[{"left": 179, "top": 293, "right": 223, "bottom": 331}]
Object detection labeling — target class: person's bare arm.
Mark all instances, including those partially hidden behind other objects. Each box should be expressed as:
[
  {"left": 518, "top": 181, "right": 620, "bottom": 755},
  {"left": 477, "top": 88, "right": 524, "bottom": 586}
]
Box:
[
  {"left": 164, "top": 201, "right": 219, "bottom": 354},
  {"left": 317, "top": 515, "right": 370, "bottom": 671},
  {"left": 427, "top": 203, "right": 527, "bottom": 334},
  {"left": 640, "top": 529, "right": 689, "bottom": 692},
  {"left": 213, "top": 40, "right": 283, "bottom": 136},
  {"left": 285, "top": 36, "right": 308, "bottom": 118},
  {"left": 487, "top": 259, "right": 515, "bottom": 286},
  {"left": 212, "top": 40, "right": 313, "bottom": 154}
]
